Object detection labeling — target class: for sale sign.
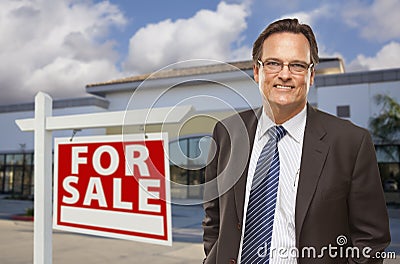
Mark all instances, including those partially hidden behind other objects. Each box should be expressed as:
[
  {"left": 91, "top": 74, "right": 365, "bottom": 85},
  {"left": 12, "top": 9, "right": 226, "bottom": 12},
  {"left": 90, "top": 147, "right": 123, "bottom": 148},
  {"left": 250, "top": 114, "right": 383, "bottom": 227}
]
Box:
[{"left": 53, "top": 133, "right": 172, "bottom": 246}]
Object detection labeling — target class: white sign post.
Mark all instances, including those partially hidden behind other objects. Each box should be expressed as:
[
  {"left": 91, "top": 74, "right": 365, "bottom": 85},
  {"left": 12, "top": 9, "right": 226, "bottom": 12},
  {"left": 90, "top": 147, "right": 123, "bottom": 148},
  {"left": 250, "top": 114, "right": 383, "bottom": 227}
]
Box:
[
  {"left": 16, "top": 92, "right": 193, "bottom": 263},
  {"left": 34, "top": 93, "right": 53, "bottom": 264}
]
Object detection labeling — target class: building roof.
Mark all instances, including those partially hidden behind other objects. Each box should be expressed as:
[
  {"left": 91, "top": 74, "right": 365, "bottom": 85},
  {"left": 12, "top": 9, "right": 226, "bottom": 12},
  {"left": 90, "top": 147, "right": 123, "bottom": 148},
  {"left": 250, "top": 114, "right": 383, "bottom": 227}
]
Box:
[
  {"left": 86, "top": 58, "right": 345, "bottom": 89},
  {"left": 314, "top": 58, "right": 345, "bottom": 75},
  {"left": 0, "top": 96, "right": 109, "bottom": 113},
  {"left": 86, "top": 60, "right": 254, "bottom": 88},
  {"left": 315, "top": 68, "right": 400, "bottom": 87}
]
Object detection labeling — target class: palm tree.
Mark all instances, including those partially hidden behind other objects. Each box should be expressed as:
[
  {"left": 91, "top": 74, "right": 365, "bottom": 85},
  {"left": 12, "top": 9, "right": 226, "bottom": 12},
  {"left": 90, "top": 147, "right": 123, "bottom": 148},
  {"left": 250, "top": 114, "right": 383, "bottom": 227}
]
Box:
[
  {"left": 369, "top": 94, "right": 400, "bottom": 143},
  {"left": 369, "top": 94, "right": 400, "bottom": 190}
]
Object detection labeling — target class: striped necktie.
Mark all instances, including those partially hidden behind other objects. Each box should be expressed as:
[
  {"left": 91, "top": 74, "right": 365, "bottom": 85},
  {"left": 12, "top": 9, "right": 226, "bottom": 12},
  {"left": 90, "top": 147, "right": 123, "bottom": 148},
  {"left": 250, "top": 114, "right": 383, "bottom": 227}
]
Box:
[{"left": 241, "top": 125, "right": 287, "bottom": 263}]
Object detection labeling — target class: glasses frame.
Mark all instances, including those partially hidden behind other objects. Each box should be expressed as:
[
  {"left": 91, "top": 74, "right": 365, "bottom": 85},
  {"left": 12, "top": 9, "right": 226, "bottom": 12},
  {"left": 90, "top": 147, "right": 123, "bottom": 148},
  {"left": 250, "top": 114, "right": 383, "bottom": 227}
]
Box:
[{"left": 257, "top": 59, "right": 314, "bottom": 75}]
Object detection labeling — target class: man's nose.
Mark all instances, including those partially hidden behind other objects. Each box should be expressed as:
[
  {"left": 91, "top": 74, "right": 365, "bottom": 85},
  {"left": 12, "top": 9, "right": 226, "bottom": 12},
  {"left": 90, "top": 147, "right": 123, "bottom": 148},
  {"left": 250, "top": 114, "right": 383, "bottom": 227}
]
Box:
[{"left": 277, "top": 64, "right": 292, "bottom": 80}]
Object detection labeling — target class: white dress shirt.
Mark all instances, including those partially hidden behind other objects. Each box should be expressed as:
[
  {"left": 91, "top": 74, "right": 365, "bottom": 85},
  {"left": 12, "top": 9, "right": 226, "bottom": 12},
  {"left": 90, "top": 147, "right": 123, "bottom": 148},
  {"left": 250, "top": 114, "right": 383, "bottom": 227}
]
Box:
[{"left": 238, "top": 105, "right": 307, "bottom": 263}]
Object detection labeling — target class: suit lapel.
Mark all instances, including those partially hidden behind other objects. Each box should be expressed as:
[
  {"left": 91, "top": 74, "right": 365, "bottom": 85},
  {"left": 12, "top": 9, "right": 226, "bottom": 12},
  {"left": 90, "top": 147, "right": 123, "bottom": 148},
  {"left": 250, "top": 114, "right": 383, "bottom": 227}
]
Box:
[
  {"left": 295, "top": 105, "right": 329, "bottom": 246},
  {"left": 234, "top": 108, "right": 261, "bottom": 223}
]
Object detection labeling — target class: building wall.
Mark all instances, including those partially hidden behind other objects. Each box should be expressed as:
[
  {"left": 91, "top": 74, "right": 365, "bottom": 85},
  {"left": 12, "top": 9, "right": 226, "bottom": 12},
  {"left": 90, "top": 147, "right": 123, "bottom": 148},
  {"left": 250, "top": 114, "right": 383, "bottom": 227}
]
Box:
[
  {"left": 317, "top": 80, "right": 400, "bottom": 129},
  {"left": 0, "top": 105, "right": 108, "bottom": 153},
  {"left": 105, "top": 78, "right": 262, "bottom": 113},
  {"left": 2, "top": 67, "right": 399, "bottom": 198},
  {"left": 0, "top": 111, "right": 34, "bottom": 152},
  {"left": 0, "top": 104, "right": 109, "bottom": 196}
]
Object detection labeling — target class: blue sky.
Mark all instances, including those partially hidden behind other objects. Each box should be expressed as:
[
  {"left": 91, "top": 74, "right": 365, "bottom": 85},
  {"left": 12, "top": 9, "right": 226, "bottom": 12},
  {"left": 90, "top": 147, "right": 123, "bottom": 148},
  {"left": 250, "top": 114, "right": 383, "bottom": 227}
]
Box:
[
  {"left": 1, "top": 0, "right": 399, "bottom": 103},
  {"left": 112, "top": 0, "right": 377, "bottom": 59}
]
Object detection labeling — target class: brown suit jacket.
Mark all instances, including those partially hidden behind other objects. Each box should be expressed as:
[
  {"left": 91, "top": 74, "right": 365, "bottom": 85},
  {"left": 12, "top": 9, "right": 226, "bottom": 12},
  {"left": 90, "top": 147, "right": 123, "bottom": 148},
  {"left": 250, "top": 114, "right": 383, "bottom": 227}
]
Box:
[{"left": 202, "top": 105, "right": 391, "bottom": 264}]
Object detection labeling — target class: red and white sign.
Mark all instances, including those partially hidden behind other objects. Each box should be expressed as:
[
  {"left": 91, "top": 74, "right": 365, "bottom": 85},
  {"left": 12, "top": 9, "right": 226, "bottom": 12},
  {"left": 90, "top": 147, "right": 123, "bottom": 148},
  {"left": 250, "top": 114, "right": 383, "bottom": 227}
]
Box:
[{"left": 53, "top": 133, "right": 172, "bottom": 246}]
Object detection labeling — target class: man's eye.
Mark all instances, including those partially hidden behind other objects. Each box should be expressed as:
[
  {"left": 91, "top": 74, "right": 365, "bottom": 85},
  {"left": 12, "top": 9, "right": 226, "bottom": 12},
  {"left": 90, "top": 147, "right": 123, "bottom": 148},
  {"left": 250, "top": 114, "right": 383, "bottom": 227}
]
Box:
[
  {"left": 291, "top": 63, "right": 307, "bottom": 69},
  {"left": 266, "top": 61, "right": 281, "bottom": 67}
]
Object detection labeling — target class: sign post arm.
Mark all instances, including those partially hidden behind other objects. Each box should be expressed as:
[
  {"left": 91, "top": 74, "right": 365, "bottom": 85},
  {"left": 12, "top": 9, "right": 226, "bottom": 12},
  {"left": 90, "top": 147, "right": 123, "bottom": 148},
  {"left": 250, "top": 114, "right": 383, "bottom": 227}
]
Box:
[{"left": 34, "top": 92, "right": 53, "bottom": 264}]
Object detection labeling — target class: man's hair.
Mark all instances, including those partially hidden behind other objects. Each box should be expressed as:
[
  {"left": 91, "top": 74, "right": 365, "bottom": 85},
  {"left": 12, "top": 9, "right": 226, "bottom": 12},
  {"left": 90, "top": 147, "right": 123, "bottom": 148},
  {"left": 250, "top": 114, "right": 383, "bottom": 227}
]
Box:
[{"left": 252, "top": 18, "right": 319, "bottom": 66}]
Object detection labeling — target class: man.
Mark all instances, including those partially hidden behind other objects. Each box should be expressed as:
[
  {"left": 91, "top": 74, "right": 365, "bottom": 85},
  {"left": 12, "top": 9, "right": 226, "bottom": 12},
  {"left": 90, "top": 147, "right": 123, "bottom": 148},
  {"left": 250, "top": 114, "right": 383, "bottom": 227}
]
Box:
[{"left": 202, "top": 18, "right": 390, "bottom": 264}]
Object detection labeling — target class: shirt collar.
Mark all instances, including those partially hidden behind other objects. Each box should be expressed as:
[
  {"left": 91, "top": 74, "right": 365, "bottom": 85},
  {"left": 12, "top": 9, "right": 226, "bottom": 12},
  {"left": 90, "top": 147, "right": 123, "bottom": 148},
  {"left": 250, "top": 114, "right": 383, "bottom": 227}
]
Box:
[{"left": 258, "top": 104, "right": 307, "bottom": 143}]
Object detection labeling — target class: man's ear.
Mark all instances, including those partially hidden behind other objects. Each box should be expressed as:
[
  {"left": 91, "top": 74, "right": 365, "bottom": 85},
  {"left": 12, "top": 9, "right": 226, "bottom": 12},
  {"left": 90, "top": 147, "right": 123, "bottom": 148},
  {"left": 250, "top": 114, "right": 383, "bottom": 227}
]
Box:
[
  {"left": 253, "top": 64, "right": 259, "bottom": 83},
  {"left": 309, "top": 68, "right": 315, "bottom": 86}
]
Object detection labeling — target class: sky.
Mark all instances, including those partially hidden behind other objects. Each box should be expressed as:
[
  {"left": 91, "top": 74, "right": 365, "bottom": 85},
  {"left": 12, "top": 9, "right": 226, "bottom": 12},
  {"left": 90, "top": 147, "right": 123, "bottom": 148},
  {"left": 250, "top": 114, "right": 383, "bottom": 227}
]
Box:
[{"left": 1, "top": 0, "right": 400, "bottom": 104}]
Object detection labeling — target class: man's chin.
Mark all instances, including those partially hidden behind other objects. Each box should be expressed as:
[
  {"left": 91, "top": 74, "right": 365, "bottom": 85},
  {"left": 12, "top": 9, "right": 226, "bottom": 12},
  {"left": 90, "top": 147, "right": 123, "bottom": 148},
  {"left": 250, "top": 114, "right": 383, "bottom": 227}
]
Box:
[{"left": 267, "top": 100, "right": 306, "bottom": 118}]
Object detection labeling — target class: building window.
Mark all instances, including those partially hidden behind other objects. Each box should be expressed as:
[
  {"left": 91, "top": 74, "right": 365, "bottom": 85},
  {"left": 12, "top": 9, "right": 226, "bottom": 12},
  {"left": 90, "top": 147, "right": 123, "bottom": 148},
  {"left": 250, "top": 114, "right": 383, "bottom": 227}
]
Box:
[
  {"left": 0, "top": 153, "right": 34, "bottom": 198},
  {"left": 375, "top": 145, "right": 400, "bottom": 204},
  {"left": 337, "top": 105, "right": 350, "bottom": 118},
  {"left": 169, "top": 135, "right": 212, "bottom": 199}
]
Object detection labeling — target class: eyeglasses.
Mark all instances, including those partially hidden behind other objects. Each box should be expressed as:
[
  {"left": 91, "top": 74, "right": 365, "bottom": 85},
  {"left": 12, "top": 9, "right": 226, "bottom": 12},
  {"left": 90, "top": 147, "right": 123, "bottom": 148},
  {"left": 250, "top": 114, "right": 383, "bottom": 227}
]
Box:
[{"left": 257, "top": 59, "right": 313, "bottom": 74}]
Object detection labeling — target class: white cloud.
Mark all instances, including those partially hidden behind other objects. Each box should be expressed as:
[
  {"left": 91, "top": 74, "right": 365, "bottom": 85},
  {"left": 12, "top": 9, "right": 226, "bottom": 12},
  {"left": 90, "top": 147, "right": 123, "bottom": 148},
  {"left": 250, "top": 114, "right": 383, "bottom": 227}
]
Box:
[
  {"left": 231, "top": 45, "right": 252, "bottom": 61},
  {"left": 342, "top": 0, "right": 400, "bottom": 42},
  {"left": 278, "top": 4, "right": 333, "bottom": 28},
  {"left": 318, "top": 44, "right": 345, "bottom": 61},
  {"left": 0, "top": 0, "right": 126, "bottom": 103},
  {"left": 123, "top": 1, "right": 249, "bottom": 73},
  {"left": 348, "top": 41, "right": 400, "bottom": 71},
  {"left": 27, "top": 57, "right": 121, "bottom": 98}
]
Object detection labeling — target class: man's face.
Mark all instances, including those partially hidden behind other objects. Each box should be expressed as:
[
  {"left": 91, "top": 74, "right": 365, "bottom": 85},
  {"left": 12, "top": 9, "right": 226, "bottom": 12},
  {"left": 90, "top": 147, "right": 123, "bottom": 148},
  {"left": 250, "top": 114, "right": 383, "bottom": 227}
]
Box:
[{"left": 254, "top": 32, "right": 315, "bottom": 120}]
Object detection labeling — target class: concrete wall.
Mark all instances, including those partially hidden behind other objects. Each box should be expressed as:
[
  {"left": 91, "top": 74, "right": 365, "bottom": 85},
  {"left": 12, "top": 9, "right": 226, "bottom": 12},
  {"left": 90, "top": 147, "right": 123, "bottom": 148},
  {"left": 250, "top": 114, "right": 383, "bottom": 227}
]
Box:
[
  {"left": 105, "top": 78, "right": 262, "bottom": 113},
  {"left": 0, "top": 105, "right": 107, "bottom": 153},
  {"left": 317, "top": 80, "right": 400, "bottom": 129}
]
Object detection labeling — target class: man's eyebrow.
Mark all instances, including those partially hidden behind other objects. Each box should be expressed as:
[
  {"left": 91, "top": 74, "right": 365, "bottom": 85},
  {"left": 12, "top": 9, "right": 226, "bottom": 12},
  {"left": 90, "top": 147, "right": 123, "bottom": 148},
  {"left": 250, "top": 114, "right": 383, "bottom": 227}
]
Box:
[
  {"left": 262, "top": 58, "right": 309, "bottom": 64},
  {"left": 263, "top": 57, "right": 311, "bottom": 64},
  {"left": 290, "top": 60, "right": 309, "bottom": 64}
]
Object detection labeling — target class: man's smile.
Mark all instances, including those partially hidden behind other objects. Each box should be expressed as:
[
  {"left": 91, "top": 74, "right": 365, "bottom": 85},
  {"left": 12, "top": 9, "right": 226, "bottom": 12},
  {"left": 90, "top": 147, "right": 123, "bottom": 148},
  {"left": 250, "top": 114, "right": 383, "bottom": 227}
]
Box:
[{"left": 274, "top": 84, "right": 295, "bottom": 90}]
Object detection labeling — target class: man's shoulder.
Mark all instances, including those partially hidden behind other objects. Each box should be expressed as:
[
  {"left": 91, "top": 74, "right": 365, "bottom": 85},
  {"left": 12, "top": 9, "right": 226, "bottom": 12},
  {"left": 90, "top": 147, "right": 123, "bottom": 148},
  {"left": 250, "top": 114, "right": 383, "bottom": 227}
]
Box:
[
  {"left": 310, "top": 106, "right": 369, "bottom": 136},
  {"left": 226, "top": 108, "right": 259, "bottom": 121},
  {"left": 217, "top": 108, "right": 259, "bottom": 127},
  {"left": 211, "top": 108, "right": 259, "bottom": 140}
]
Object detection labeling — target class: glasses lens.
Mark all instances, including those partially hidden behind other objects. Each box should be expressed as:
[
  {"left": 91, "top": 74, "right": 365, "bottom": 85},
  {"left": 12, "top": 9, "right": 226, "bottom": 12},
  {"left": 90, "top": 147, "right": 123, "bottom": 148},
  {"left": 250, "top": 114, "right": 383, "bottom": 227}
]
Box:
[
  {"left": 289, "top": 63, "right": 308, "bottom": 73},
  {"left": 265, "top": 61, "right": 281, "bottom": 73},
  {"left": 260, "top": 60, "right": 311, "bottom": 74}
]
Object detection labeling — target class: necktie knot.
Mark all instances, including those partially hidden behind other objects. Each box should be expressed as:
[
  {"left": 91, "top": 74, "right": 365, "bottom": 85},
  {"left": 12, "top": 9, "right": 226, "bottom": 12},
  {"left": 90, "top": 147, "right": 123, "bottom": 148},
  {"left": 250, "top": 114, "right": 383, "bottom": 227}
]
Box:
[{"left": 267, "top": 125, "right": 287, "bottom": 142}]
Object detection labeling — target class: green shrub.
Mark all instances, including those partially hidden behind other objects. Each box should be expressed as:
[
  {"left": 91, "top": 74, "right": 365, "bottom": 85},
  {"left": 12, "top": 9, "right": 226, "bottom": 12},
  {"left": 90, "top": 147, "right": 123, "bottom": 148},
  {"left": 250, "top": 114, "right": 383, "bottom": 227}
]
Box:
[{"left": 25, "top": 207, "right": 34, "bottom": 216}]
